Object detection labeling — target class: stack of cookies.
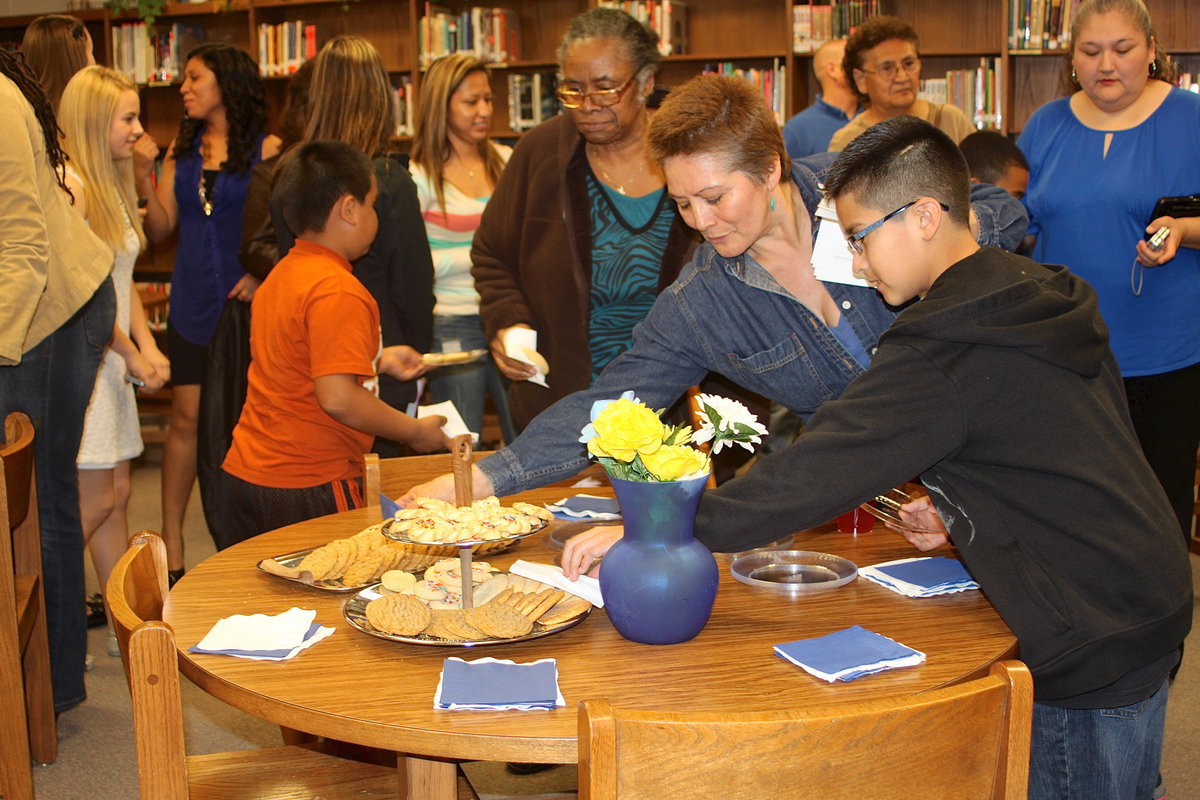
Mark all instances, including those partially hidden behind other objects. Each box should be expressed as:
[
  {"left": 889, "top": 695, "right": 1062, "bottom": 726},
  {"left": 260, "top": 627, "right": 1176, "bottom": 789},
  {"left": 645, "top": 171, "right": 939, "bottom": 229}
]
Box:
[
  {"left": 365, "top": 571, "right": 591, "bottom": 642},
  {"left": 387, "top": 496, "right": 554, "bottom": 544}
]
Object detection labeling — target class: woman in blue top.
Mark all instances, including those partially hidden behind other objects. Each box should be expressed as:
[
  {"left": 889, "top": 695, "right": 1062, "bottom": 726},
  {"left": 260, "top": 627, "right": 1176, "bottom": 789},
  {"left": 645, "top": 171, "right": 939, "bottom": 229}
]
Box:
[
  {"left": 138, "top": 43, "right": 279, "bottom": 581},
  {"left": 1018, "top": 0, "right": 1200, "bottom": 546}
]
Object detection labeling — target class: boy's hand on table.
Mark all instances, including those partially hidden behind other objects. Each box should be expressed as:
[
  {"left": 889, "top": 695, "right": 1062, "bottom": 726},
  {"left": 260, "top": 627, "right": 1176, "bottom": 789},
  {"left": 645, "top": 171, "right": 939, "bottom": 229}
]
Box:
[
  {"left": 561, "top": 526, "right": 624, "bottom": 580},
  {"left": 889, "top": 494, "right": 950, "bottom": 551}
]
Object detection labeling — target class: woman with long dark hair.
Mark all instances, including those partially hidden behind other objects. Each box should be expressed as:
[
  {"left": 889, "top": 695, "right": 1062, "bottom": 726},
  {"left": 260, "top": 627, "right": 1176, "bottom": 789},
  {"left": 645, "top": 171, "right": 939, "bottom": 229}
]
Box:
[{"left": 137, "top": 43, "right": 279, "bottom": 581}]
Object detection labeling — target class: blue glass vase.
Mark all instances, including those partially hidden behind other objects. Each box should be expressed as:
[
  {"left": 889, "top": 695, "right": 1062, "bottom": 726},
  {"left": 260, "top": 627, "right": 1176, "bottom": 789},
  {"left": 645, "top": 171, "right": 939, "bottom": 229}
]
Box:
[{"left": 600, "top": 473, "right": 718, "bottom": 644}]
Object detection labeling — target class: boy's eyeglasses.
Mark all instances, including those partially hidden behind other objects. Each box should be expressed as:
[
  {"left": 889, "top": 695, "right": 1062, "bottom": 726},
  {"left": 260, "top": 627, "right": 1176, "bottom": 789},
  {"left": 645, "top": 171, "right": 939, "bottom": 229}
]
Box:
[
  {"left": 858, "top": 57, "right": 921, "bottom": 81},
  {"left": 555, "top": 74, "right": 637, "bottom": 108},
  {"left": 845, "top": 200, "right": 949, "bottom": 255}
]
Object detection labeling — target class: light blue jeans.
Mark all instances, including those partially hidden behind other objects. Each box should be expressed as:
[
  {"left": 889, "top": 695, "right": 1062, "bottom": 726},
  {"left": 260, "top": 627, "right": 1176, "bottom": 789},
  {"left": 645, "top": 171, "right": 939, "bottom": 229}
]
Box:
[
  {"left": 1029, "top": 678, "right": 1169, "bottom": 800},
  {"left": 427, "top": 314, "right": 516, "bottom": 445}
]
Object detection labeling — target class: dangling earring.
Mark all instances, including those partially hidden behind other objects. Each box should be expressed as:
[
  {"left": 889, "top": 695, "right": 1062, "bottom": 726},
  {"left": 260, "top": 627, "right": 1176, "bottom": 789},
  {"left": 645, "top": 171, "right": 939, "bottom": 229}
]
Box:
[
  {"left": 1149, "top": 61, "right": 1158, "bottom": 77},
  {"left": 770, "top": 195, "right": 776, "bottom": 212},
  {"left": 1070, "top": 66, "right": 1078, "bottom": 82}
]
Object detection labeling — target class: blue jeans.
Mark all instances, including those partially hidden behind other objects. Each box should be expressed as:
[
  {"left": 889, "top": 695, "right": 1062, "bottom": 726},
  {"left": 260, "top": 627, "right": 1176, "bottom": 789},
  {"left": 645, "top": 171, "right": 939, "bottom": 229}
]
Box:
[
  {"left": 1030, "top": 679, "right": 1169, "bottom": 800},
  {"left": 427, "top": 314, "right": 516, "bottom": 444},
  {"left": 0, "top": 279, "right": 116, "bottom": 712}
]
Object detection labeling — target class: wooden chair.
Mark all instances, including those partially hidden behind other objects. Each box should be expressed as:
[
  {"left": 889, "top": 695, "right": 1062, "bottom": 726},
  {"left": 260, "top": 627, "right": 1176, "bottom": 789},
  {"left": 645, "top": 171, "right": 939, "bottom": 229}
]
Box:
[
  {"left": 0, "top": 411, "right": 56, "bottom": 800},
  {"left": 579, "top": 660, "right": 1033, "bottom": 800},
  {"left": 106, "top": 531, "right": 400, "bottom": 800}
]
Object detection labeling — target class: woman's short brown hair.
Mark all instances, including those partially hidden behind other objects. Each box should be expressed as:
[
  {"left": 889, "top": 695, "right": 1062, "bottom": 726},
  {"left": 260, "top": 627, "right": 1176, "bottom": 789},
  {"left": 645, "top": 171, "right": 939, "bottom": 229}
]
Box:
[
  {"left": 647, "top": 74, "right": 788, "bottom": 185},
  {"left": 842, "top": 16, "right": 920, "bottom": 104}
]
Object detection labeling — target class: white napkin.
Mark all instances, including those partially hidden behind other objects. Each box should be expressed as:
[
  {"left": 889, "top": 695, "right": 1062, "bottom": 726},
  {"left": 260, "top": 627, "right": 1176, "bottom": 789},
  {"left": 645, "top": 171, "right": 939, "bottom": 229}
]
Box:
[
  {"left": 811, "top": 197, "right": 869, "bottom": 287},
  {"left": 418, "top": 399, "right": 479, "bottom": 444},
  {"left": 509, "top": 559, "right": 604, "bottom": 608},
  {"left": 190, "top": 607, "right": 334, "bottom": 661},
  {"left": 502, "top": 328, "right": 549, "bottom": 387}
]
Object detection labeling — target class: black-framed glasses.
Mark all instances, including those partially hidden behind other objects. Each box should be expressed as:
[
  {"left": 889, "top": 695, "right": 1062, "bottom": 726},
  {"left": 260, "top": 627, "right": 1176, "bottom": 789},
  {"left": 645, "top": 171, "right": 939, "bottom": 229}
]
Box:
[
  {"left": 555, "top": 74, "right": 637, "bottom": 108},
  {"left": 858, "top": 56, "right": 921, "bottom": 81},
  {"left": 845, "top": 200, "right": 949, "bottom": 255}
]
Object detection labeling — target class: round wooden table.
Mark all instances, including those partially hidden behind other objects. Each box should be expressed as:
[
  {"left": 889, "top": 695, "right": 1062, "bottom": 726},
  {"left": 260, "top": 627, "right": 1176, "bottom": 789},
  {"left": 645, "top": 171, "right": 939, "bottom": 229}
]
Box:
[{"left": 164, "top": 487, "right": 1016, "bottom": 799}]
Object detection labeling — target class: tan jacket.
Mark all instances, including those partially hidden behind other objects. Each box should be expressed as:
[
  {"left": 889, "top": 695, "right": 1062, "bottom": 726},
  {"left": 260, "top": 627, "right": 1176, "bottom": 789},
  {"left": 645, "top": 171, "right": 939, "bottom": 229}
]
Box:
[{"left": 0, "top": 74, "right": 112, "bottom": 365}]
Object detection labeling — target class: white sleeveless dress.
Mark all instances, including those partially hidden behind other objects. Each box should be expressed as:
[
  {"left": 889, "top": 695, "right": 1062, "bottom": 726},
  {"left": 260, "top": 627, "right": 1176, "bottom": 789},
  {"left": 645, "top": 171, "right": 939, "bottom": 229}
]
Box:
[{"left": 75, "top": 168, "right": 144, "bottom": 468}]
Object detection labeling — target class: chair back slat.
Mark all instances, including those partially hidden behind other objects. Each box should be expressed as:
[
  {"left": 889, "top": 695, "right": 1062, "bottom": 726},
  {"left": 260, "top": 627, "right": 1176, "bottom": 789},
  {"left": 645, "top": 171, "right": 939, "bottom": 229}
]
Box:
[
  {"left": 580, "top": 659, "right": 1032, "bottom": 800},
  {"left": 363, "top": 451, "right": 497, "bottom": 512}
]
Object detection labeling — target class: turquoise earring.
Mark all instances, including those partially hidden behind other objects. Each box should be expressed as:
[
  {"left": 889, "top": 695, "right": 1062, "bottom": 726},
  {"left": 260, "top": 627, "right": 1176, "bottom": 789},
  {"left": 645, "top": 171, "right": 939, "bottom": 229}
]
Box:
[{"left": 770, "top": 196, "right": 776, "bottom": 211}]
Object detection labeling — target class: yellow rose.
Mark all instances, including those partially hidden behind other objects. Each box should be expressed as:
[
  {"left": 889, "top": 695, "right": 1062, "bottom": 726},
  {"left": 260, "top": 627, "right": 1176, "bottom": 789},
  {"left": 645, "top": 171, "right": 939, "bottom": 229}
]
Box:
[
  {"left": 640, "top": 444, "right": 709, "bottom": 481},
  {"left": 588, "top": 398, "right": 665, "bottom": 462}
]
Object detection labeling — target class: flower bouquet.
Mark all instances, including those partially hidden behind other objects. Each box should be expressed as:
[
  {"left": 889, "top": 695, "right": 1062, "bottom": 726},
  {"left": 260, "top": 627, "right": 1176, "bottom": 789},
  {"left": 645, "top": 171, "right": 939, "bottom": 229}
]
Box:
[
  {"left": 577, "top": 391, "right": 767, "bottom": 644},
  {"left": 578, "top": 391, "right": 768, "bottom": 482}
]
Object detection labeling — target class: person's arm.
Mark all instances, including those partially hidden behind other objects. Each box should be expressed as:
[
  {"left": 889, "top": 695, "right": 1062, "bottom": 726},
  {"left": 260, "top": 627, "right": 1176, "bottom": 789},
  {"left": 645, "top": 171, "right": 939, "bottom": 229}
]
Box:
[
  {"left": 313, "top": 373, "right": 449, "bottom": 452},
  {"left": 693, "top": 341, "right": 962, "bottom": 553},
  {"left": 135, "top": 135, "right": 177, "bottom": 242},
  {"left": 0, "top": 105, "right": 52, "bottom": 364},
  {"left": 239, "top": 158, "right": 280, "bottom": 280}
]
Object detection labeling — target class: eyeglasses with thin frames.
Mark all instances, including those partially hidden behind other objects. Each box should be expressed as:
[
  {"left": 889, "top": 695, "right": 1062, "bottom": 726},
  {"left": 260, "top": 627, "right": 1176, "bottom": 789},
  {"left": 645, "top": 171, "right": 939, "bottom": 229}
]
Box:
[
  {"left": 555, "top": 74, "right": 637, "bottom": 109},
  {"left": 858, "top": 56, "right": 921, "bottom": 81},
  {"left": 845, "top": 200, "right": 949, "bottom": 255}
]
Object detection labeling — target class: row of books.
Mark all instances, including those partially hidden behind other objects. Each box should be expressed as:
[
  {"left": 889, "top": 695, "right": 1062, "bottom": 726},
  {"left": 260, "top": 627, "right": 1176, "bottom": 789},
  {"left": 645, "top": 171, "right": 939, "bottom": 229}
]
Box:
[
  {"left": 393, "top": 74, "right": 415, "bottom": 137},
  {"left": 793, "top": 1, "right": 882, "bottom": 54},
  {"left": 257, "top": 21, "right": 318, "bottom": 77},
  {"left": 418, "top": 5, "right": 519, "bottom": 67},
  {"left": 1009, "top": 0, "right": 1080, "bottom": 51},
  {"left": 917, "top": 58, "right": 1003, "bottom": 131},
  {"left": 507, "top": 72, "right": 560, "bottom": 132},
  {"left": 702, "top": 60, "right": 786, "bottom": 126},
  {"left": 596, "top": 1, "right": 688, "bottom": 56},
  {"left": 112, "top": 21, "right": 204, "bottom": 85}
]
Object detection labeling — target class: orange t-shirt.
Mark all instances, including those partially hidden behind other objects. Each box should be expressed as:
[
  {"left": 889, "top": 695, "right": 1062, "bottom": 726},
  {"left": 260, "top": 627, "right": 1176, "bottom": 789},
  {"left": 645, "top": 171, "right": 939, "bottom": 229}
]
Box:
[{"left": 223, "top": 239, "right": 380, "bottom": 488}]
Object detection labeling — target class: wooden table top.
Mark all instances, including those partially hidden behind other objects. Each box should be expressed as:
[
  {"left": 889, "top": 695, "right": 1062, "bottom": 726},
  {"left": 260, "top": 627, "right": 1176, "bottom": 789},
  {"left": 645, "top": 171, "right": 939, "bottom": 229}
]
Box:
[{"left": 164, "top": 486, "right": 1016, "bottom": 765}]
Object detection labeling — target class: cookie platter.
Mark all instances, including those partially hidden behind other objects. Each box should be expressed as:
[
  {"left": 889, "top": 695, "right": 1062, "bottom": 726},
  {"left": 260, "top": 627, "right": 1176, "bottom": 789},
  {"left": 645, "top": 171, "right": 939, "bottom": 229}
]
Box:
[
  {"left": 342, "top": 567, "right": 592, "bottom": 646},
  {"left": 256, "top": 521, "right": 516, "bottom": 592},
  {"left": 380, "top": 496, "right": 552, "bottom": 547}
]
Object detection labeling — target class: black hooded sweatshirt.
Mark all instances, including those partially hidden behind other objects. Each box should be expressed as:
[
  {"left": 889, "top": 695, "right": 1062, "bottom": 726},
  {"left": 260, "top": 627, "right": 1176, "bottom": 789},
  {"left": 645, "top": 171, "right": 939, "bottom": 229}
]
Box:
[{"left": 695, "top": 247, "right": 1192, "bottom": 704}]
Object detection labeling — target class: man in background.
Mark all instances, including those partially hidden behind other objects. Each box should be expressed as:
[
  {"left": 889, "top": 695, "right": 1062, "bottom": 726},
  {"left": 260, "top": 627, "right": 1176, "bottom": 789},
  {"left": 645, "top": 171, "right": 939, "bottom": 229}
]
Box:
[{"left": 782, "top": 39, "right": 861, "bottom": 159}]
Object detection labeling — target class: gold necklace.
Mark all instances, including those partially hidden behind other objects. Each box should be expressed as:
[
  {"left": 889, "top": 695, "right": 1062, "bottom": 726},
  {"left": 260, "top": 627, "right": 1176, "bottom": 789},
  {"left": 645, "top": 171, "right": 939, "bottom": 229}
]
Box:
[
  {"left": 589, "top": 145, "right": 644, "bottom": 196},
  {"left": 198, "top": 172, "right": 214, "bottom": 216}
]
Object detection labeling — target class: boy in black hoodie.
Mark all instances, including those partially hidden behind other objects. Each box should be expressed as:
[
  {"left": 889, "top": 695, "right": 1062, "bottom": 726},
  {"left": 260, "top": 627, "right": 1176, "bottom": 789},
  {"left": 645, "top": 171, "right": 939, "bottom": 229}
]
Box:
[{"left": 692, "top": 117, "right": 1191, "bottom": 800}]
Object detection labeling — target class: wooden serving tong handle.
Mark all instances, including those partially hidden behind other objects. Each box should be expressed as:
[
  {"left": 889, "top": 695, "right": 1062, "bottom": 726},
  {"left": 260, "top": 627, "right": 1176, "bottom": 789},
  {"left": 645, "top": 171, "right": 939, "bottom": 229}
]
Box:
[{"left": 451, "top": 434, "right": 474, "bottom": 507}]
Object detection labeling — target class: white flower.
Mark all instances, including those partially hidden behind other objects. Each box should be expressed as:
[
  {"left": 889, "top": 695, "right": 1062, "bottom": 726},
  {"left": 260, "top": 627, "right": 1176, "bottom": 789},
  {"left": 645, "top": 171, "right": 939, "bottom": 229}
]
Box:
[{"left": 692, "top": 394, "right": 768, "bottom": 455}]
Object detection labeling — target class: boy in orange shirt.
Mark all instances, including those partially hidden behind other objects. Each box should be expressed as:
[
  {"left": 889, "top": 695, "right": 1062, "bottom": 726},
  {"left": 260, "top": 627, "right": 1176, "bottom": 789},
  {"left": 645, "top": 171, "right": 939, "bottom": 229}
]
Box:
[{"left": 218, "top": 140, "right": 449, "bottom": 548}]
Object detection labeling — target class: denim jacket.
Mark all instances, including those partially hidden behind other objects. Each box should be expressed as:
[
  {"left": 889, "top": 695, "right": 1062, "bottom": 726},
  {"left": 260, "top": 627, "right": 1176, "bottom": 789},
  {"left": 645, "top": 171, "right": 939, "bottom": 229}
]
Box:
[{"left": 480, "top": 157, "right": 1028, "bottom": 495}]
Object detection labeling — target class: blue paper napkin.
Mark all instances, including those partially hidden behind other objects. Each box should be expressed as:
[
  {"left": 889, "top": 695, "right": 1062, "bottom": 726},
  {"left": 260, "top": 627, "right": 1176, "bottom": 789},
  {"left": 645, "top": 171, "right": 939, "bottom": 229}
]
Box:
[
  {"left": 774, "top": 625, "right": 925, "bottom": 682},
  {"left": 380, "top": 493, "right": 401, "bottom": 520},
  {"left": 435, "top": 657, "right": 565, "bottom": 710},
  {"left": 860, "top": 557, "right": 979, "bottom": 597},
  {"left": 545, "top": 494, "right": 622, "bottom": 522}
]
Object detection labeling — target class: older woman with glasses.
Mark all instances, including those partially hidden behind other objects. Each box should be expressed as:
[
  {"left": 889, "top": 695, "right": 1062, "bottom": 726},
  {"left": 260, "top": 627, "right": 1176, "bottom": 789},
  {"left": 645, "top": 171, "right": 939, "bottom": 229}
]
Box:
[
  {"left": 403, "top": 75, "right": 1026, "bottom": 568},
  {"left": 828, "top": 16, "right": 975, "bottom": 152},
  {"left": 470, "top": 6, "right": 698, "bottom": 430}
]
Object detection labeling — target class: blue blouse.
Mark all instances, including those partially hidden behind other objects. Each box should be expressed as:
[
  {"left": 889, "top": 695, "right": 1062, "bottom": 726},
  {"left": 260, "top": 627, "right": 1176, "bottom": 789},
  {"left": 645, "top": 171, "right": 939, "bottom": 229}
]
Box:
[
  {"left": 170, "top": 131, "right": 263, "bottom": 346},
  {"left": 1019, "top": 89, "right": 1200, "bottom": 377}
]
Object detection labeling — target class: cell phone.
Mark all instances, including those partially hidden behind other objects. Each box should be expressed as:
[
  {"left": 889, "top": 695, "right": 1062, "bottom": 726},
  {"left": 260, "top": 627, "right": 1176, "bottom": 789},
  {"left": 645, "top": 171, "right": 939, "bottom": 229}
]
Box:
[
  {"left": 1148, "top": 226, "right": 1170, "bottom": 250},
  {"left": 125, "top": 373, "right": 145, "bottom": 388}
]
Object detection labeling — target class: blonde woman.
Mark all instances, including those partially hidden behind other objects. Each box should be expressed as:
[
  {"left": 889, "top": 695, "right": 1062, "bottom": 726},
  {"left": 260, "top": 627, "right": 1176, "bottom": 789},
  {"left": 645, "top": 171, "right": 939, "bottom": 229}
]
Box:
[
  {"left": 409, "top": 54, "right": 514, "bottom": 442},
  {"left": 59, "top": 65, "right": 169, "bottom": 655},
  {"left": 264, "top": 35, "right": 434, "bottom": 468}
]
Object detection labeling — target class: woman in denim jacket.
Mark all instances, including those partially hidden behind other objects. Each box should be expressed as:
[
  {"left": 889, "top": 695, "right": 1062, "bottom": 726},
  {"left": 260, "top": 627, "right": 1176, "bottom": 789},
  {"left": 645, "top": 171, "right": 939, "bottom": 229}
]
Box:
[{"left": 404, "top": 81, "right": 1026, "bottom": 560}]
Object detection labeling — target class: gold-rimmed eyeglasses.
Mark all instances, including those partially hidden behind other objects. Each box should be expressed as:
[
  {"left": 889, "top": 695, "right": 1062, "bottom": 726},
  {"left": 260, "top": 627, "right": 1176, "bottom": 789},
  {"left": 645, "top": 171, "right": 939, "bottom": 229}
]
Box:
[
  {"left": 858, "top": 56, "right": 921, "bottom": 81},
  {"left": 555, "top": 74, "right": 637, "bottom": 108}
]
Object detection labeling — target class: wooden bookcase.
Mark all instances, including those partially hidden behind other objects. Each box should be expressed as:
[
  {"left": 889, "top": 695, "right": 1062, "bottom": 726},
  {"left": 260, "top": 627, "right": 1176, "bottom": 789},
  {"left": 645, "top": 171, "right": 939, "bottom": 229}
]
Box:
[{"left": 2, "top": 0, "right": 1198, "bottom": 271}]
